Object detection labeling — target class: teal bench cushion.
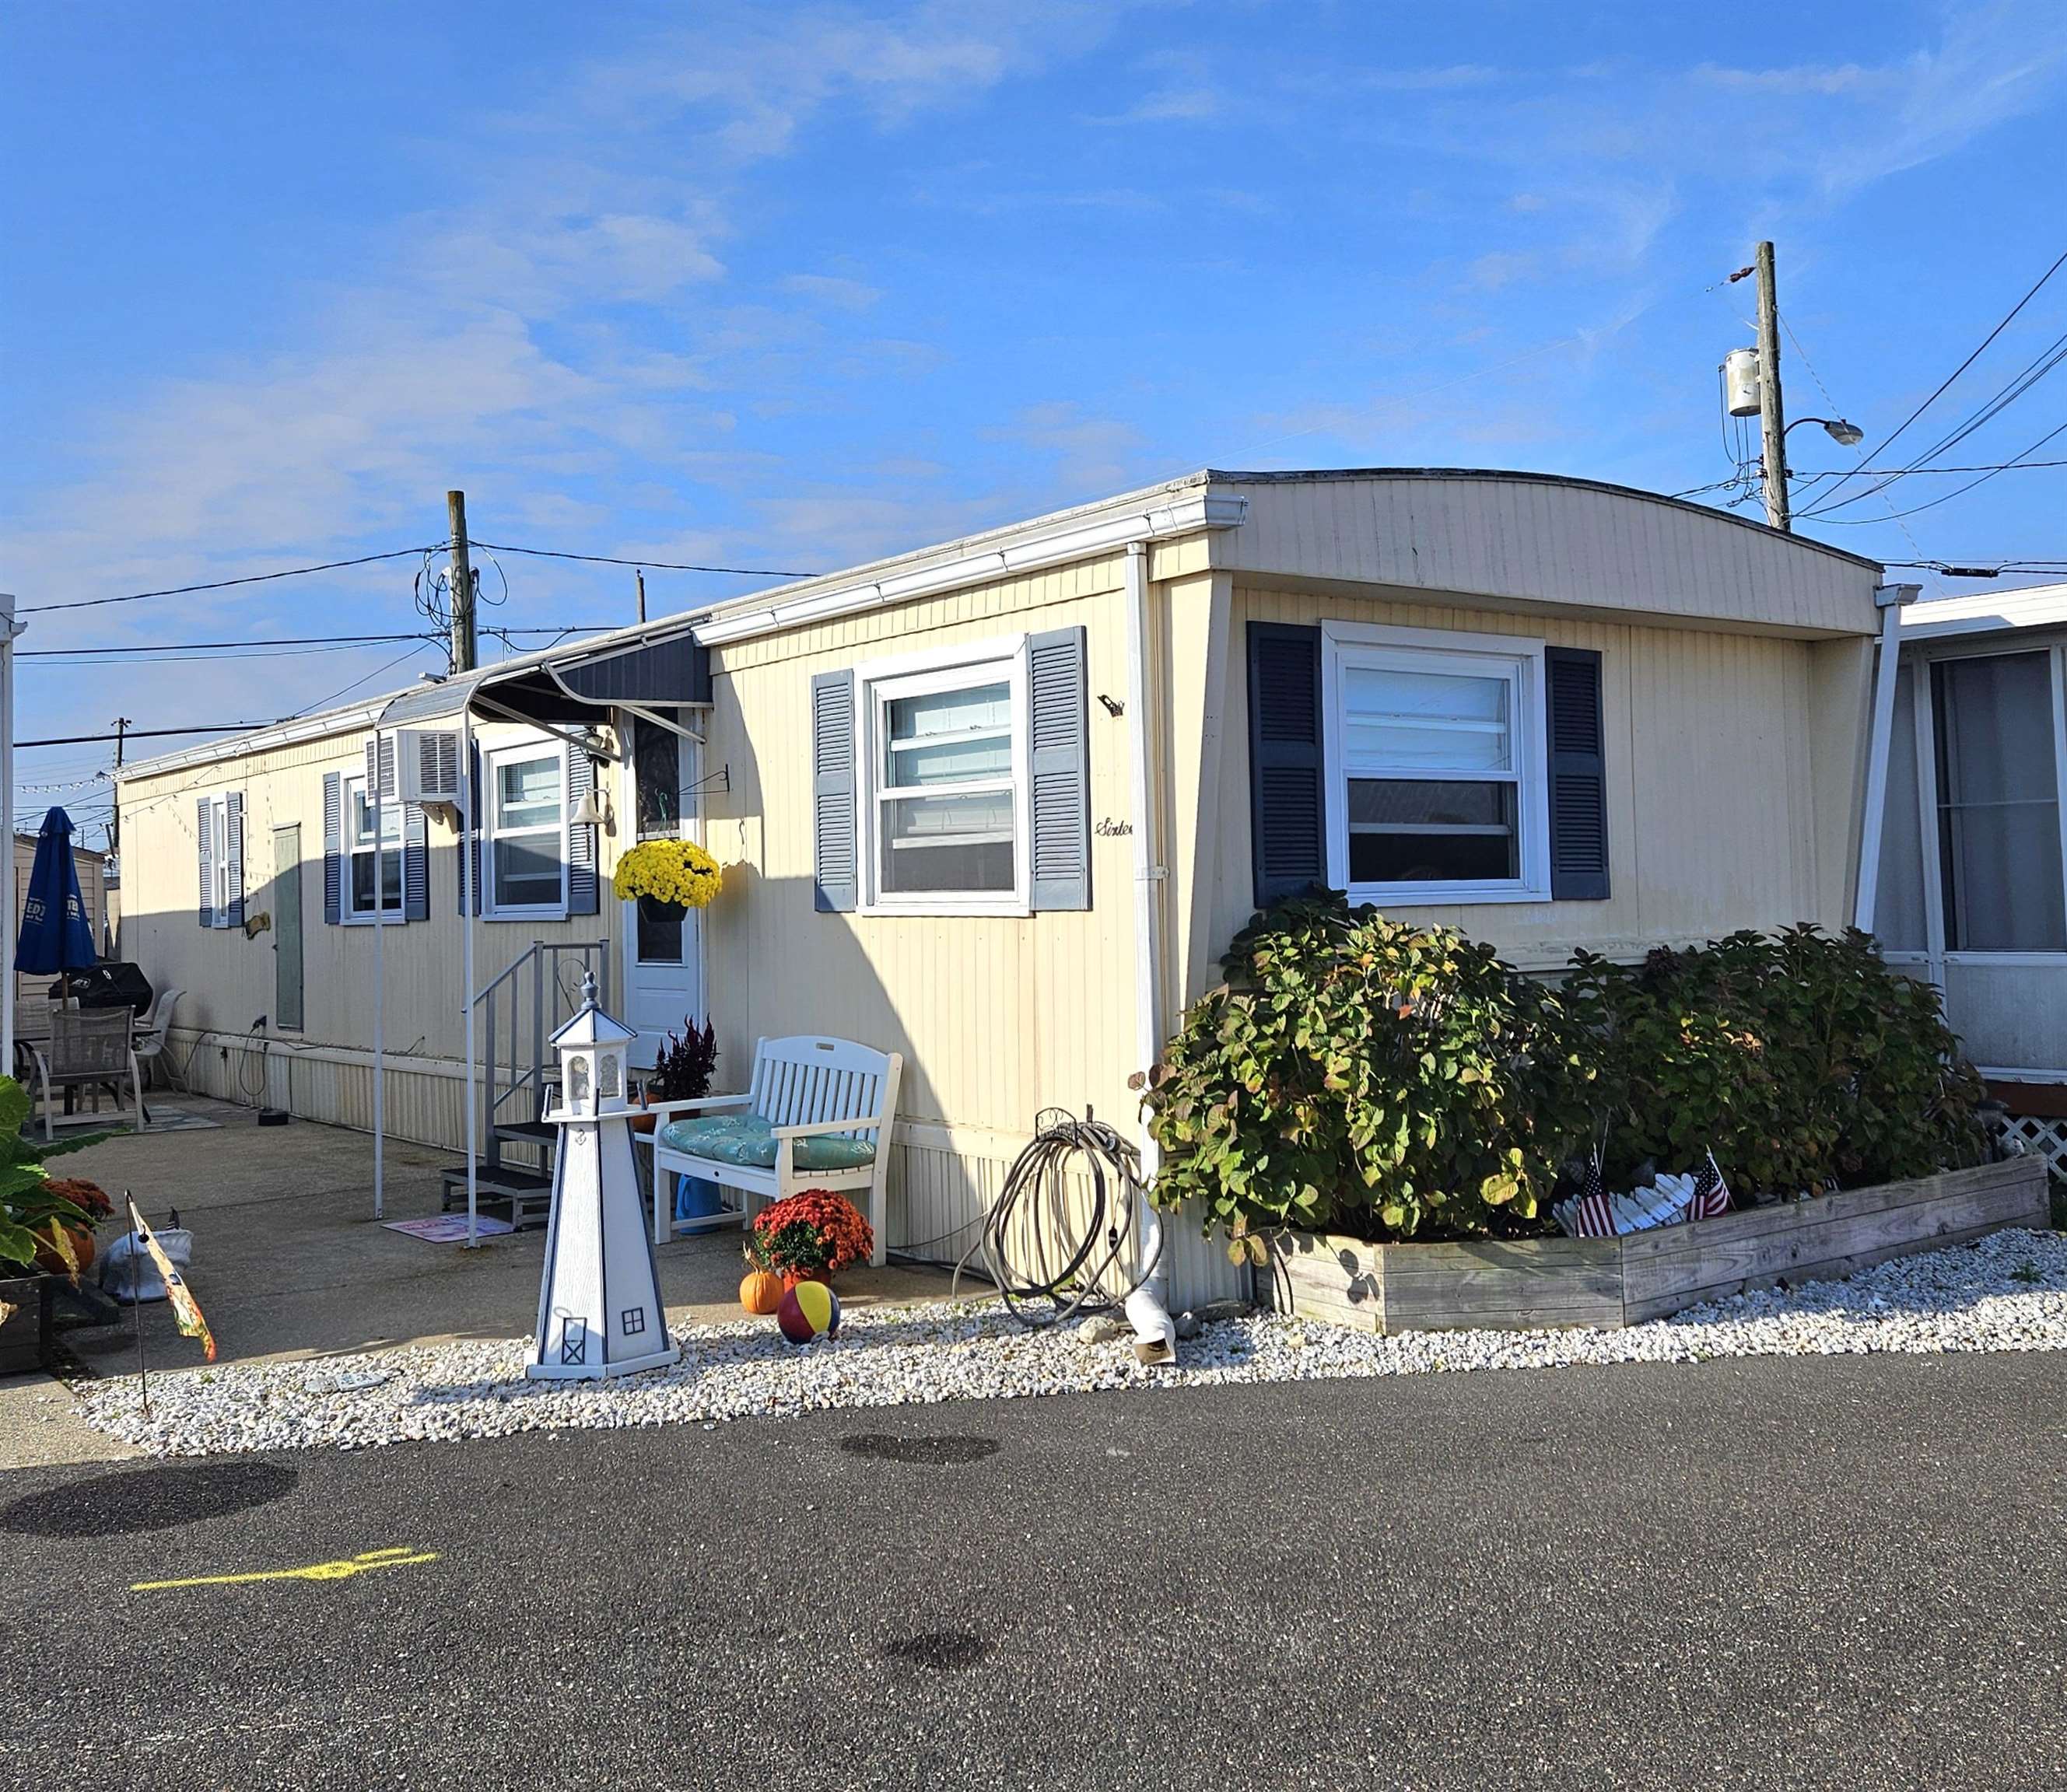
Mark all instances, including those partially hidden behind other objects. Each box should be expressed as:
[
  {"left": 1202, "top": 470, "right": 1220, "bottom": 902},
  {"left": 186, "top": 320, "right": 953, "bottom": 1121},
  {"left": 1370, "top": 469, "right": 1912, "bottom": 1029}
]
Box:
[{"left": 658, "top": 1111, "right": 876, "bottom": 1171}]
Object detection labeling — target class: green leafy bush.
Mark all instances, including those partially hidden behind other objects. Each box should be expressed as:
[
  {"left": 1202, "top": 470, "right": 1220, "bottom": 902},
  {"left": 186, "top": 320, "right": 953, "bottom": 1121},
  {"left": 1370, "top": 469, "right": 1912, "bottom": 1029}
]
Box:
[
  {"left": 1137, "top": 896, "right": 1592, "bottom": 1259},
  {"left": 0, "top": 1076, "right": 103, "bottom": 1273},
  {"left": 1561, "top": 926, "right": 1988, "bottom": 1195},
  {"left": 1140, "top": 903, "right": 1988, "bottom": 1255}
]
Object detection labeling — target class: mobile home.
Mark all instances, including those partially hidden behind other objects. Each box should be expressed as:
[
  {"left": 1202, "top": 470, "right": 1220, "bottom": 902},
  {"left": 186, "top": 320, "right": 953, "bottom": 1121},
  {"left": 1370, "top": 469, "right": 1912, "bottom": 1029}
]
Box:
[{"left": 117, "top": 469, "right": 1891, "bottom": 1305}]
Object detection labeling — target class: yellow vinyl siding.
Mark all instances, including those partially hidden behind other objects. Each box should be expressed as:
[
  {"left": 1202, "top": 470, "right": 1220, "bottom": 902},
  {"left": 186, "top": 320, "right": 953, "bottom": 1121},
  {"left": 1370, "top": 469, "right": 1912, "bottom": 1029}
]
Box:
[
  {"left": 117, "top": 719, "right": 616, "bottom": 1076},
  {"left": 703, "top": 555, "right": 1145, "bottom": 1138},
  {"left": 1213, "top": 586, "right": 1867, "bottom": 979}
]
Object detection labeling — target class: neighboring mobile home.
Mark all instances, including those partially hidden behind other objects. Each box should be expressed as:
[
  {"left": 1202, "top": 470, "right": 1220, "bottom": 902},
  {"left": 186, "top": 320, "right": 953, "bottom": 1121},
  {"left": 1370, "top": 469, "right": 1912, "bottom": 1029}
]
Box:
[
  {"left": 117, "top": 469, "right": 1890, "bottom": 1306},
  {"left": 1861, "top": 582, "right": 2067, "bottom": 1130}
]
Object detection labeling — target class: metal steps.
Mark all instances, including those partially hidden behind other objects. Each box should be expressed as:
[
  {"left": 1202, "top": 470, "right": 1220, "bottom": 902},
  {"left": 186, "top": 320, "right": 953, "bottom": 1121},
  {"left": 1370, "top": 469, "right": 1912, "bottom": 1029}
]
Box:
[{"left": 440, "top": 1162, "right": 555, "bottom": 1230}]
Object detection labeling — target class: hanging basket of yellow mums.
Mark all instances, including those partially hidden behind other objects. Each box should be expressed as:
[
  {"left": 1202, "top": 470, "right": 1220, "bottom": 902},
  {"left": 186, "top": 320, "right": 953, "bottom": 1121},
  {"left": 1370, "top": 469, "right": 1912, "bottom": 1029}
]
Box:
[{"left": 612, "top": 838, "right": 723, "bottom": 909}]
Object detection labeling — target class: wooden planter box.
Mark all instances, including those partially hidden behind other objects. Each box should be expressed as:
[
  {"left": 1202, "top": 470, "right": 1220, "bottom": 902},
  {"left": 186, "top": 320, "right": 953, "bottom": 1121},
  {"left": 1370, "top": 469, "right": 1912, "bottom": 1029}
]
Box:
[
  {"left": 0, "top": 1275, "right": 59, "bottom": 1376},
  {"left": 1277, "top": 1155, "right": 2051, "bottom": 1335}
]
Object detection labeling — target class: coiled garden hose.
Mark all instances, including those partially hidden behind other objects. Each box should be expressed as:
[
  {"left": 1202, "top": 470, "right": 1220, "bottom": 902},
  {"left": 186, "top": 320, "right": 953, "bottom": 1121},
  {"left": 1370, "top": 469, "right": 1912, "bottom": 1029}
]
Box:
[{"left": 951, "top": 1106, "right": 1164, "bottom": 1328}]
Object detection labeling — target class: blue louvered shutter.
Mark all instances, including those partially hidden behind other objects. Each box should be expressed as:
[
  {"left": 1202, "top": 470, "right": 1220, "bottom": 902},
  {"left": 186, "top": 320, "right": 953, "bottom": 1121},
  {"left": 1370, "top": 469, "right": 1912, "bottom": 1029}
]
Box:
[
  {"left": 402, "top": 803, "right": 430, "bottom": 922},
  {"left": 1027, "top": 626, "right": 1090, "bottom": 911},
  {"left": 1545, "top": 646, "right": 1610, "bottom": 900},
  {"left": 567, "top": 751, "right": 599, "bottom": 915},
  {"left": 197, "top": 796, "right": 215, "bottom": 926},
  {"left": 224, "top": 792, "right": 246, "bottom": 928},
  {"left": 811, "top": 670, "right": 857, "bottom": 912},
  {"left": 1246, "top": 623, "right": 1326, "bottom": 907},
  {"left": 322, "top": 774, "right": 342, "bottom": 924}
]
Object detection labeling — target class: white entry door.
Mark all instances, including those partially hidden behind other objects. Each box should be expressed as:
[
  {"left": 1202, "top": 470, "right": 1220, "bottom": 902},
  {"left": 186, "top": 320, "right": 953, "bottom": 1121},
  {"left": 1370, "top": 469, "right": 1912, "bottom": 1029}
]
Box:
[{"left": 620, "top": 713, "right": 703, "bottom": 1069}]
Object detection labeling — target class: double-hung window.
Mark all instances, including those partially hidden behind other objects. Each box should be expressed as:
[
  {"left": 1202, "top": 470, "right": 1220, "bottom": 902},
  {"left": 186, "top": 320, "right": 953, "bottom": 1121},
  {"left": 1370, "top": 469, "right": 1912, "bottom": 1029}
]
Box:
[
  {"left": 342, "top": 774, "right": 403, "bottom": 920},
  {"left": 486, "top": 744, "right": 569, "bottom": 916},
  {"left": 1321, "top": 622, "right": 1550, "bottom": 905},
  {"left": 859, "top": 642, "right": 1030, "bottom": 913}
]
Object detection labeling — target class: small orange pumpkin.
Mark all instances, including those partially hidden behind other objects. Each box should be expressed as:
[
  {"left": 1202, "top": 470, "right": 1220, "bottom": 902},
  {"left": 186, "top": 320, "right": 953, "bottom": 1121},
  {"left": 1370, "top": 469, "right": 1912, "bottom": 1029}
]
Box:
[{"left": 740, "top": 1269, "right": 785, "bottom": 1316}]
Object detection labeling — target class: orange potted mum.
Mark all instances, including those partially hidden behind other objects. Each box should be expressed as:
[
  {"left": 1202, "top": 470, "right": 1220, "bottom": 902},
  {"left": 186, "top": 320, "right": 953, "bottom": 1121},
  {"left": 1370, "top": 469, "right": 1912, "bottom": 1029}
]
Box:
[{"left": 746, "top": 1189, "right": 874, "bottom": 1291}]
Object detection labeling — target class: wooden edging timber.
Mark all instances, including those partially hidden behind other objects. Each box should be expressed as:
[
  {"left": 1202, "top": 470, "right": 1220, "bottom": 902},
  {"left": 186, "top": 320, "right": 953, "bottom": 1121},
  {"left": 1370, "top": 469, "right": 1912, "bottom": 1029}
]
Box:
[{"left": 1275, "top": 1155, "right": 2051, "bottom": 1335}]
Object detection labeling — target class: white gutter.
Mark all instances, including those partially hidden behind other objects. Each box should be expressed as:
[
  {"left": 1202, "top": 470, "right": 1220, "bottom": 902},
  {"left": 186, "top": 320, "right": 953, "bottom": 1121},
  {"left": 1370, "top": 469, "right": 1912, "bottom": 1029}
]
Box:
[
  {"left": 693, "top": 492, "right": 1245, "bottom": 647},
  {"left": 119, "top": 698, "right": 391, "bottom": 783},
  {"left": 1120, "top": 541, "right": 1176, "bottom": 1364},
  {"left": 1853, "top": 583, "right": 1918, "bottom": 934}
]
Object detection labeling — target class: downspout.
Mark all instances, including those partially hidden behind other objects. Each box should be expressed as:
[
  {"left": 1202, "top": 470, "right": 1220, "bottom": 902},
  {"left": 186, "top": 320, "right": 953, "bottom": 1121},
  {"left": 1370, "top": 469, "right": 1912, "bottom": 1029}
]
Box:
[
  {"left": 1854, "top": 583, "right": 1917, "bottom": 934},
  {"left": 373, "top": 755, "right": 385, "bottom": 1220},
  {"left": 1, "top": 598, "right": 19, "bottom": 1081},
  {"left": 462, "top": 707, "right": 481, "bottom": 1248},
  {"left": 1122, "top": 539, "right": 1176, "bottom": 1363}
]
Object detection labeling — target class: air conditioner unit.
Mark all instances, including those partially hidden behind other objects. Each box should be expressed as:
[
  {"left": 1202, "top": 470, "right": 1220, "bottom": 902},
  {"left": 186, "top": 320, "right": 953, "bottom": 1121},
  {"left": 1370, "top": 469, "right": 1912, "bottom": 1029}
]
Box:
[
  {"left": 398, "top": 728, "right": 463, "bottom": 807},
  {"left": 366, "top": 729, "right": 461, "bottom": 807}
]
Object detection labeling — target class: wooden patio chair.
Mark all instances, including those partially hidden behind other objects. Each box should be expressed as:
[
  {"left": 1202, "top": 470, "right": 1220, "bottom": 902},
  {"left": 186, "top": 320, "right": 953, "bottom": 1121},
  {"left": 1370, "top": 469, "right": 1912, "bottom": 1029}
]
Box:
[
  {"left": 23, "top": 1007, "right": 144, "bottom": 1141},
  {"left": 646, "top": 1035, "right": 902, "bottom": 1265}
]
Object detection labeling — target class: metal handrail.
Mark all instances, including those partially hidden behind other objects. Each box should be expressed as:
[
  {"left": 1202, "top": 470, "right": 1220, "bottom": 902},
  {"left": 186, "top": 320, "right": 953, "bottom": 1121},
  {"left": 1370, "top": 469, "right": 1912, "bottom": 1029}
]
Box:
[{"left": 475, "top": 939, "right": 610, "bottom": 1172}]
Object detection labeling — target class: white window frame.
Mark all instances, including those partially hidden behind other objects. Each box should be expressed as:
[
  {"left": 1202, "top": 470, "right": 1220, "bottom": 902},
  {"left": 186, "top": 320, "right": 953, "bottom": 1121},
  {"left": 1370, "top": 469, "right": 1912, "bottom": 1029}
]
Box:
[
  {"left": 1320, "top": 620, "right": 1551, "bottom": 907},
  {"left": 1892, "top": 635, "right": 2067, "bottom": 977},
  {"left": 203, "top": 792, "right": 233, "bottom": 928},
  {"left": 854, "top": 632, "right": 1032, "bottom": 917},
  {"left": 483, "top": 739, "right": 572, "bottom": 921},
  {"left": 340, "top": 772, "right": 404, "bottom": 925}
]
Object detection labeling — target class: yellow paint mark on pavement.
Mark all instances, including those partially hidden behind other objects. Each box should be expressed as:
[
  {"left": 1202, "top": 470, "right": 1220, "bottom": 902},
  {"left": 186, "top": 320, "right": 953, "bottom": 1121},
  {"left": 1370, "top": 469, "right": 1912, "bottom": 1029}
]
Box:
[{"left": 131, "top": 1546, "right": 440, "bottom": 1591}]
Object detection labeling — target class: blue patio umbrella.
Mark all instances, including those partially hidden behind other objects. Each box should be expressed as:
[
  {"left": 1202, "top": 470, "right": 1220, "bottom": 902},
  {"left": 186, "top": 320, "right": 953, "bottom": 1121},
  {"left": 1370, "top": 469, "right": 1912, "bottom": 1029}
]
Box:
[{"left": 16, "top": 806, "right": 99, "bottom": 982}]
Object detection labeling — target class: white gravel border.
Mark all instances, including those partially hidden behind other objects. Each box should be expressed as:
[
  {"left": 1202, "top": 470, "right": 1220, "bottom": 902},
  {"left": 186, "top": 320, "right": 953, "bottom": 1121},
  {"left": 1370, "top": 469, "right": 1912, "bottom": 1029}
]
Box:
[{"left": 71, "top": 1228, "right": 2067, "bottom": 1458}]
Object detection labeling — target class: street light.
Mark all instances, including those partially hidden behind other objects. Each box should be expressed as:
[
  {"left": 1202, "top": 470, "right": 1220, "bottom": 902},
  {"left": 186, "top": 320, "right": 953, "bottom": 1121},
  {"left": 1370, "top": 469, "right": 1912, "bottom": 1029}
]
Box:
[{"left": 1787, "top": 415, "right": 1865, "bottom": 447}]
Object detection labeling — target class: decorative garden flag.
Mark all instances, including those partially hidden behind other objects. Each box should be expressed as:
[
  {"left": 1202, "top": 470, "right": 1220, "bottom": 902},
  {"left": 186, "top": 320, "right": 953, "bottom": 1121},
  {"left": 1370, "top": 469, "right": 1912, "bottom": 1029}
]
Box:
[
  {"left": 1690, "top": 1153, "right": 1730, "bottom": 1220},
  {"left": 124, "top": 1195, "right": 215, "bottom": 1362}
]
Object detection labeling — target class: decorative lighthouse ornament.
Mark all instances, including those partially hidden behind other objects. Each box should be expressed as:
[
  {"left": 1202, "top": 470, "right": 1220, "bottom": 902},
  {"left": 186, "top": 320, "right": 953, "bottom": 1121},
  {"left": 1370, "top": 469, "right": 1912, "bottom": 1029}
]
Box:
[{"left": 526, "top": 973, "right": 679, "bottom": 1382}]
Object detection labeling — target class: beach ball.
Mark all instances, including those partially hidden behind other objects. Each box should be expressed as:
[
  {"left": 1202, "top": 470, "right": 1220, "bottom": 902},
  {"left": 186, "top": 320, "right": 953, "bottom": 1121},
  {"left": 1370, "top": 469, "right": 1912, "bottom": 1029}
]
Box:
[{"left": 777, "top": 1279, "right": 841, "bottom": 1344}]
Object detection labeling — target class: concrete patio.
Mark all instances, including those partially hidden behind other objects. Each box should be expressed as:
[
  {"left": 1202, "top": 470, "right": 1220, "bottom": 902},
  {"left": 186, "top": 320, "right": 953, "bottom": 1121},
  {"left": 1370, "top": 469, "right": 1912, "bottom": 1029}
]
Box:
[{"left": 33, "top": 1094, "right": 959, "bottom": 1377}]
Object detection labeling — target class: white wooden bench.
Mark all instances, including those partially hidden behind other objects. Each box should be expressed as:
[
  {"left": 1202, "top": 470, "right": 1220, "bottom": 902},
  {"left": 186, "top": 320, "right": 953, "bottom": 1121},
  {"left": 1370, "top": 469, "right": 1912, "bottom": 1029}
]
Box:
[{"left": 646, "top": 1034, "right": 902, "bottom": 1267}]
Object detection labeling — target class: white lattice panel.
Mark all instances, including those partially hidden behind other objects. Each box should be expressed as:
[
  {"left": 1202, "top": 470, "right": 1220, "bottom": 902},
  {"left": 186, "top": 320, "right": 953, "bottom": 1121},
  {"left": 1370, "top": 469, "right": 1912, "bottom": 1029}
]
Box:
[{"left": 1999, "top": 1115, "right": 2067, "bottom": 1181}]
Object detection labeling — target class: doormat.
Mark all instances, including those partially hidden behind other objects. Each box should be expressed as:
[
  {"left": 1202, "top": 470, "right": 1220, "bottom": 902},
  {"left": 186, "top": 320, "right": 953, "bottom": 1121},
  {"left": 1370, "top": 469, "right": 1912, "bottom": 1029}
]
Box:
[{"left": 381, "top": 1215, "right": 517, "bottom": 1243}]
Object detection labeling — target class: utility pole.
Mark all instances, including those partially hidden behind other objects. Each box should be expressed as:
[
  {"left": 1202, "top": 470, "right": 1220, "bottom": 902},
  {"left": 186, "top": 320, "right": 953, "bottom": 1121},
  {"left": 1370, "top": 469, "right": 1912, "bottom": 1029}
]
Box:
[
  {"left": 635, "top": 568, "right": 647, "bottom": 625},
  {"left": 110, "top": 716, "right": 130, "bottom": 852},
  {"left": 447, "top": 489, "right": 477, "bottom": 674},
  {"left": 1754, "top": 240, "right": 1790, "bottom": 532}
]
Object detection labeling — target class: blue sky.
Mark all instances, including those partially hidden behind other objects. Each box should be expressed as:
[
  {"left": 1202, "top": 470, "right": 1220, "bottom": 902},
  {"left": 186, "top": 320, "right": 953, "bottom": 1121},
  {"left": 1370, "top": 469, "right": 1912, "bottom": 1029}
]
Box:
[{"left": 6, "top": 1, "right": 2067, "bottom": 837}]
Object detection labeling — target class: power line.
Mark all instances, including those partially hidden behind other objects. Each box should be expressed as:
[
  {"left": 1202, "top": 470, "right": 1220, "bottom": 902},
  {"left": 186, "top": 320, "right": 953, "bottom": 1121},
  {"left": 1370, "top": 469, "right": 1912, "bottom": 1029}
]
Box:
[
  {"left": 19, "top": 726, "right": 263, "bottom": 749},
  {"left": 31, "top": 639, "right": 446, "bottom": 669},
  {"left": 469, "top": 539, "right": 813, "bottom": 578},
  {"left": 17, "top": 632, "right": 428, "bottom": 658},
  {"left": 280, "top": 639, "right": 442, "bottom": 721},
  {"left": 1677, "top": 457, "right": 2067, "bottom": 500},
  {"left": 1804, "top": 247, "right": 2067, "bottom": 516},
  {"left": 15, "top": 544, "right": 443, "bottom": 614},
  {"left": 1810, "top": 418, "right": 2067, "bottom": 526}
]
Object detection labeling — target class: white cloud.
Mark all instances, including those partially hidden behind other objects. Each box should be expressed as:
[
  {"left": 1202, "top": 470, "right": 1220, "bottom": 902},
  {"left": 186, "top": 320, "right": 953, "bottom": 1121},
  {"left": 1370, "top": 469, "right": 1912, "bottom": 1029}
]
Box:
[
  {"left": 780, "top": 273, "right": 885, "bottom": 310},
  {"left": 986, "top": 401, "right": 1149, "bottom": 499}
]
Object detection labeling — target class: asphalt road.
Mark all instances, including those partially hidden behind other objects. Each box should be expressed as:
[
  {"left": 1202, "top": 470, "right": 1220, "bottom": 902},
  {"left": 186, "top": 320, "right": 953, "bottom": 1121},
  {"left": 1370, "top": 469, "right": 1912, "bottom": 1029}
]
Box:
[{"left": 4, "top": 1353, "right": 2064, "bottom": 1791}]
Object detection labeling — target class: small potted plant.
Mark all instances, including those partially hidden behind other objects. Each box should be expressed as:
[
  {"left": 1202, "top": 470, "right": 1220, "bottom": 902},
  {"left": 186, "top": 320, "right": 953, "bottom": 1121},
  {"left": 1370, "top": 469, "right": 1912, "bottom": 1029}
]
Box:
[
  {"left": 0, "top": 1076, "right": 107, "bottom": 1371},
  {"left": 745, "top": 1188, "right": 875, "bottom": 1292},
  {"left": 632, "top": 1017, "right": 717, "bottom": 1136},
  {"left": 33, "top": 1178, "right": 111, "bottom": 1275}
]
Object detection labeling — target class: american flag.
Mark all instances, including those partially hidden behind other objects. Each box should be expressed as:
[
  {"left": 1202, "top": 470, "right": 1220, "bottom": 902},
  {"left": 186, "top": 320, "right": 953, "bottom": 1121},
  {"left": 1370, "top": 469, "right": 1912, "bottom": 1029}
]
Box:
[
  {"left": 1571, "top": 1152, "right": 1617, "bottom": 1237},
  {"left": 1690, "top": 1152, "right": 1730, "bottom": 1221}
]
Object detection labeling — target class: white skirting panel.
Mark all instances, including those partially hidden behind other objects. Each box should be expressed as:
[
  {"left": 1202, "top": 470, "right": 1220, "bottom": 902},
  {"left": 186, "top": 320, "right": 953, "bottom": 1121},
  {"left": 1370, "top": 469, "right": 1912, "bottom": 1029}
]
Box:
[
  {"left": 164, "top": 1027, "right": 466, "bottom": 1150},
  {"left": 885, "top": 1123, "right": 1249, "bottom": 1310}
]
